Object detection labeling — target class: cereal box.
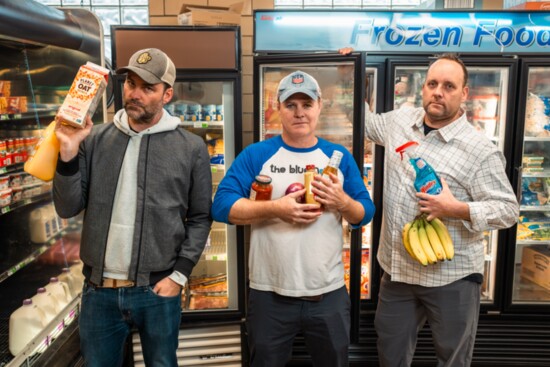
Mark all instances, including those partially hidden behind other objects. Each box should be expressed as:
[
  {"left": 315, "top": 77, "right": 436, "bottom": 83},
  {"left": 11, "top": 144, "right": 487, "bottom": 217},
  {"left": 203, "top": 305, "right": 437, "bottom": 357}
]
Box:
[{"left": 57, "top": 62, "right": 109, "bottom": 128}]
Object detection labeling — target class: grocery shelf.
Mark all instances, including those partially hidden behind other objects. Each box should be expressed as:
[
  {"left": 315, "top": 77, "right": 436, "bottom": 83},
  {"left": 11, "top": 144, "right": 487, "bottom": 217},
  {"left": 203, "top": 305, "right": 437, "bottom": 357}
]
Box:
[
  {"left": 0, "top": 192, "right": 52, "bottom": 216},
  {"left": 519, "top": 205, "right": 550, "bottom": 212}
]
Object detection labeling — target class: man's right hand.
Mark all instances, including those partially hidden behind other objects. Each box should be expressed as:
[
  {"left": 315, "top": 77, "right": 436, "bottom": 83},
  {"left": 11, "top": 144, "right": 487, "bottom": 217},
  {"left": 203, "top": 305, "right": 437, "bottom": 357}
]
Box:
[
  {"left": 338, "top": 47, "right": 354, "bottom": 55},
  {"left": 55, "top": 115, "right": 93, "bottom": 162}
]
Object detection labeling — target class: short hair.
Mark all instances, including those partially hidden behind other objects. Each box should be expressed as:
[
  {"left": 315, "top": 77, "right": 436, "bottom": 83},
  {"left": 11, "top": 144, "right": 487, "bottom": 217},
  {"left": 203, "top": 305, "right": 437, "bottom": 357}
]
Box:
[{"left": 428, "top": 53, "right": 468, "bottom": 87}]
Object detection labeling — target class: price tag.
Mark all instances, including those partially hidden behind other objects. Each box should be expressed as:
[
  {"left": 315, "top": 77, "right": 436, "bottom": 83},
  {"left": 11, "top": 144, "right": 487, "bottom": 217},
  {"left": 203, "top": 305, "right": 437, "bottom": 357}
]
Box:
[
  {"left": 0, "top": 114, "right": 7, "bottom": 120},
  {"left": 1, "top": 206, "right": 10, "bottom": 214}
]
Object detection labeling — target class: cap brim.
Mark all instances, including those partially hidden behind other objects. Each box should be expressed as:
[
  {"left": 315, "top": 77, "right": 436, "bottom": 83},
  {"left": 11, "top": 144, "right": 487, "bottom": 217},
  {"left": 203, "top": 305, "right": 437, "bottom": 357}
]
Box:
[
  {"left": 279, "top": 89, "right": 319, "bottom": 102},
  {"left": 116, "top": 66, "right": 164, "bottom": 85}
]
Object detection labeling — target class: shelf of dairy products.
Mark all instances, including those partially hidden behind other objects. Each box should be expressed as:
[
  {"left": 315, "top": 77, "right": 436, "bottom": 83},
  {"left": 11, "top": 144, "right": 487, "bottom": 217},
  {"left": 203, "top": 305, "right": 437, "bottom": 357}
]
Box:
[{"left": 7, "top": 281, "right": 82, "bottom": 364}]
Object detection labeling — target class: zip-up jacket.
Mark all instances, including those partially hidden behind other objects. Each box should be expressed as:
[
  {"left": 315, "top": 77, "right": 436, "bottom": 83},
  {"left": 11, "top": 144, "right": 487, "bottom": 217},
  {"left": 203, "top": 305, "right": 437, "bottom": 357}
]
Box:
[{"left": 53, "top": 118, "right": 212, "bottom": 287}]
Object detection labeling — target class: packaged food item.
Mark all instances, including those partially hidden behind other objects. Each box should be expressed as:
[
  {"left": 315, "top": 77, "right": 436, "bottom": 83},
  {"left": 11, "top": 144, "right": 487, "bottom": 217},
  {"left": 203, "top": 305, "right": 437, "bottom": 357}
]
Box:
[
  {"left": 187, "top": 103, "right": 201, "bottom": 122},
  {"left": 202, "top": 104, "right": 216, "bottom": 121},
  {"left": 250, "top": 175, "right": 272, "bottom": 201},
  {"left": 0, "top": 80, "right": 11, "bottom": 97},
  {"left": 395, "top": 141, "right": 442, "bottom": 195},
  {"left": 304, "top": 164, "right": 321, "bottom": 206},
  {"left": 23, "top": 120, "right": 60, "bottom": 182},
  {"left": 56, "top": 62, "right": 109, "bottom": 128},
  {"left": 0, "top": 188, "right": 12, "bottom": 207},
  {"left": 215, "top": 104, "right": 223, "bottom": 121},
  {"left": 9, "top": 299, "right": 47, "bottom": 356}
]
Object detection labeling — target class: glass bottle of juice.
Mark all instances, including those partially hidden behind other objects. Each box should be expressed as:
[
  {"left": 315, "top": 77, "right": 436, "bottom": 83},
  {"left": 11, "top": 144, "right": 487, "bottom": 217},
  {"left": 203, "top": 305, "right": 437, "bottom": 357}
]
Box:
[
  {"left": 322, "top": 150, "right": 343, "bottom": 179},
  {"left": 304, "top": 164, "right": 321, "bottom": 206},
  {"left": 395, "top": 141, "right": 442, "bottom": 194}
]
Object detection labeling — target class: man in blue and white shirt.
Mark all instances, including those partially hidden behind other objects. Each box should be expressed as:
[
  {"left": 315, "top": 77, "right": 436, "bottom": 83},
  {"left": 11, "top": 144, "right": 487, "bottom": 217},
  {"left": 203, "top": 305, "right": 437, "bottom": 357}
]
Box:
[{"left": 212, "top": 70, "right": 375, "bottom": 367}]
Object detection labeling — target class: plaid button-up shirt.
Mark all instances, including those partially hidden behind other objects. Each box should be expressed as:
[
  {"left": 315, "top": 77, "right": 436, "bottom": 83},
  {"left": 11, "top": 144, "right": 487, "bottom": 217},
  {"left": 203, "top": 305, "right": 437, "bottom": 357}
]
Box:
[{"left": 366, "top": 106, "right": 519, "bottom": 287}]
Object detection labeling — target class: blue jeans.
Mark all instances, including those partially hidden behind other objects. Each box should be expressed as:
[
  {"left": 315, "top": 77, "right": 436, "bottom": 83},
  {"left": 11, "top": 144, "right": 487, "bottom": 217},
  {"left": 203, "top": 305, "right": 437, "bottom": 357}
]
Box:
[{"left": 79, "top": 283, "right": 181, "bottom": 367}]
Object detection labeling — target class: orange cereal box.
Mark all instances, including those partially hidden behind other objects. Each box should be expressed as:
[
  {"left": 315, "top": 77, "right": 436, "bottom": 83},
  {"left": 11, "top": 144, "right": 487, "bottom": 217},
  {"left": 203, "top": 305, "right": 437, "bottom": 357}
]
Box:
[{"left": 57, "top": 62, "right": 109, "bottom": 128}]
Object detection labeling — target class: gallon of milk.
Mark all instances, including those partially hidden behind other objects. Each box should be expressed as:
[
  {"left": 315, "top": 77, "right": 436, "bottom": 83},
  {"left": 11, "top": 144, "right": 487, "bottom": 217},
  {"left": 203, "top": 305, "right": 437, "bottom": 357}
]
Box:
[
  {"left": 9, "top": 299, "right": 47, "bottom": 356},
  {"left": 44, "top": 277, "right": 71, "bottom": 309}
]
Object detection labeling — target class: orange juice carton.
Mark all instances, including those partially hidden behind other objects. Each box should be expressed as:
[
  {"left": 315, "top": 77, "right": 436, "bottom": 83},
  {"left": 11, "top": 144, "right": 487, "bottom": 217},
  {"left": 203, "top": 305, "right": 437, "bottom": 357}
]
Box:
[{"left": 56, "top": 62, "right": 109, "bottom": 128}]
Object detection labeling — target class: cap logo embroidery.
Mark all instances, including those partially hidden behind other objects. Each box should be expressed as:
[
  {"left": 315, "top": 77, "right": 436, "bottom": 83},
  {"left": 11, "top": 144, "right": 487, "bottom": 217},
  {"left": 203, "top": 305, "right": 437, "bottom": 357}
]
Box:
[
  {"left": 137, "top": 52, "right": 152, "bottom": 64},
  {"left": 292, "top": 74, "right": 304, "bottom": 86}
]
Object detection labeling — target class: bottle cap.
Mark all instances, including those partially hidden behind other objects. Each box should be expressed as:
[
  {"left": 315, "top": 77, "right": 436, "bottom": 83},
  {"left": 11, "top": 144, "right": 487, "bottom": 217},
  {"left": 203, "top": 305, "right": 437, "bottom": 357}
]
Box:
[
  {"left": 306, "top": 164, "right": 316, "bottom": 171},
  {"left": 37, "top": 287, "right": 46, "bottom": 293},
  {"left": 395, "top": 141, "right": 419, "bottom": 160},
  {"left": 23, "top": 299, "right": 33, "bottom": 306},
  {"left": 50, "top": 277, "right": 59, "bottom": 283},
  {"left": 255, "top": 175, "right": 272, "bottom": 184}
]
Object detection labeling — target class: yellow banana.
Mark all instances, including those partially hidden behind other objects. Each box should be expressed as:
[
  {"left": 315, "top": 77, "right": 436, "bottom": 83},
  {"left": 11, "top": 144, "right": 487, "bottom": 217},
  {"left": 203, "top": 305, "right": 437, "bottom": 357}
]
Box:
[
  {"left": 430, "top": 217, "right": 454, "bottom": 260},
  {"left": 407, "top": 220, "right": 428, "bottom": 266},
  {"left": 417, "top": 219, "right": 438, "bottom": 264},
  {"left": 402, "top": 221, "right": 417, "bottom": 260},
  {"left": 423, "top": 219, "right": 446, "bottom": 261}
]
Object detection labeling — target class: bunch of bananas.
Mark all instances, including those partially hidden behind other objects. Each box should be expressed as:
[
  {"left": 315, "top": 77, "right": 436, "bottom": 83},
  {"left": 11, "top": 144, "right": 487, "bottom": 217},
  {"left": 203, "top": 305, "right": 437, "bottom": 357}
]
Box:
[{"left": 402, "top": 216, "right": 454, "bottom": 266}]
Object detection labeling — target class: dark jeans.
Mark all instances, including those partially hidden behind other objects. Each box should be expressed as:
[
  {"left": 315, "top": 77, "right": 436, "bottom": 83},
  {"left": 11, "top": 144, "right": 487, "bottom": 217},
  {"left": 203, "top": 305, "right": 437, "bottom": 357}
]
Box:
[
  {"left": 246, "top": 286, "right": 350, "bottom": 367},
  {"left": 79, "top": 283, "right": 181, "bottom": 367}
]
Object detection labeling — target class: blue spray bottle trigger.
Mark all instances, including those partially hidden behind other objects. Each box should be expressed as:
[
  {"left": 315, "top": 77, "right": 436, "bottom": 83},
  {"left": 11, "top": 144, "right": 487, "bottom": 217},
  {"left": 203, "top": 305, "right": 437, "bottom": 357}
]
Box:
[{"left": 395, "top": 141, "right": 442, "bottom": 195}]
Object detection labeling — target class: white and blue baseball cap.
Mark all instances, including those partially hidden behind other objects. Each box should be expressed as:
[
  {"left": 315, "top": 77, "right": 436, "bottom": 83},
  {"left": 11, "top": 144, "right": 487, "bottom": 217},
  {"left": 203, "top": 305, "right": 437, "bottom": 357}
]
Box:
[{"left": 277, "top": 70, "right": 322, "bottom": 102}]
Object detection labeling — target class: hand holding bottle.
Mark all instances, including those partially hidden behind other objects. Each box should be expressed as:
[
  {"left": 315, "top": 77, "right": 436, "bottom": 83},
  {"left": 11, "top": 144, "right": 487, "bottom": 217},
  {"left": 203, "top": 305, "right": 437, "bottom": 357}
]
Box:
[
  {"left": 55, "top": 115, "right": 94, "bottom": 162},
  {"left": 416, "top": 177, "right": 471, "bottom": 222}
]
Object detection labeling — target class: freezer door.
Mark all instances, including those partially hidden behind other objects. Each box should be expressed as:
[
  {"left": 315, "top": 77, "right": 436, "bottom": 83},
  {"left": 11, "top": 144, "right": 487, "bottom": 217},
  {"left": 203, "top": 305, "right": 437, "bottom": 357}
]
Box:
[
  {"left": 392, "top": 63, "right": 511, "bottom": 304},
  {"left": 166, "top": 79, "right": 239, "bottom": 313},
  {"left": 514, "top": 65, "right": 550, "bottom": 306}
]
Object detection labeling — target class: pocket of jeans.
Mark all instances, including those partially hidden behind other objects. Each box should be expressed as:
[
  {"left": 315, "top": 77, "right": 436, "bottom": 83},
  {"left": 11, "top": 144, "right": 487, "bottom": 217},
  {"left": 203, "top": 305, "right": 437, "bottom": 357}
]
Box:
[
  {"left": 146, "top": 285, "right": 181, "bottom": 299},
  {"left": 81, "top": 282, "right": 96, "bottom": 297}
]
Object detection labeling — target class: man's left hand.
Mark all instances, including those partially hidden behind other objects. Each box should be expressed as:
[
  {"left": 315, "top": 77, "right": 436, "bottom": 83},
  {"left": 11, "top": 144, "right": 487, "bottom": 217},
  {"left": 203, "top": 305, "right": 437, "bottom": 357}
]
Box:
[
  {"left": 153, "top": 277, "right": 183, "bottom": 297},
  {"left": 416, "top": 177, "right": 469, "bottom": 221}
]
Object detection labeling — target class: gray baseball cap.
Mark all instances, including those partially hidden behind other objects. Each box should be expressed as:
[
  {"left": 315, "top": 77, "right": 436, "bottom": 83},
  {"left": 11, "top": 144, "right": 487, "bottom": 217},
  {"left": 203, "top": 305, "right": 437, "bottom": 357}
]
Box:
[
  {"left": 277, "top": 70, "right": 322, "bottom": 102},
  {"left": 116, "top": 48, "right": 176, "bottom": 87}
]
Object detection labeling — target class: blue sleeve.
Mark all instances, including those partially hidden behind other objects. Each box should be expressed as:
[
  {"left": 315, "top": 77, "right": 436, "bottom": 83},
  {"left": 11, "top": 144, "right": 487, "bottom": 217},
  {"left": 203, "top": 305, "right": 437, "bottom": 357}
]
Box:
[
  {"left": 339, "top": 149, "right": 375, "bottom": 228},
  {"left": 212, "top": 141, "right": 276, "bottom": 224}
]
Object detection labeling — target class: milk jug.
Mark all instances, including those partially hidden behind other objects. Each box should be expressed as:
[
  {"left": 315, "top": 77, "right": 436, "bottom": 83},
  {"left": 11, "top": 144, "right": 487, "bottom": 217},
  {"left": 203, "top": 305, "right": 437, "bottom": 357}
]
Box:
[
  {"left": 58, "top": 268, "right": 78, "bottom": 299},
  {"left": 44, "top": 277, "right": 71, "bottom": 309},
  {"left": 9, "top": 299, "right": 47, "bottom": 356},
  {"left": 69, "top": 261, "right": 85, "bottom": 295},
  {"left": 32, "top": 287, "right": 61, "bottom": 324},
  {"left": 29, "top": 205, "right": 53, "bottom": 243}
]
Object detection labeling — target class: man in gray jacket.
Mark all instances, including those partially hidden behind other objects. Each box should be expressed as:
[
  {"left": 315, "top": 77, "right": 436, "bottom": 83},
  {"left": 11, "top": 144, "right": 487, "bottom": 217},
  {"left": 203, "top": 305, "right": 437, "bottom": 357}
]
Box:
[{"left": 53, "top": 48, "right": 212, "bottom": 367}]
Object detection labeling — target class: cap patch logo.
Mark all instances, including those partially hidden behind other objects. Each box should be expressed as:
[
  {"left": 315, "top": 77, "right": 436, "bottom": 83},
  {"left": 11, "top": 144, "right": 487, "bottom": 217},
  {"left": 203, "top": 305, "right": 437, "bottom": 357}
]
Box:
[
  {"left": 292, "top": 74, "right": 304, "bottom": 86},
  {"left": 137, "top": 52, "right": 152, "bottom": 64}
]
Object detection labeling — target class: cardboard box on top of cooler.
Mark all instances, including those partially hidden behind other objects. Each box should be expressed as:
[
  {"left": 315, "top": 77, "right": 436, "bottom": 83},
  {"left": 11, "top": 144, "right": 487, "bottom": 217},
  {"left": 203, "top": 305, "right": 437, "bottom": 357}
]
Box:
[
  {"left": 520, "top": 244, "right": 550, "bottom": 291},
  {"left": 177, "top": 2, "right": 246, "bottom": 26}
]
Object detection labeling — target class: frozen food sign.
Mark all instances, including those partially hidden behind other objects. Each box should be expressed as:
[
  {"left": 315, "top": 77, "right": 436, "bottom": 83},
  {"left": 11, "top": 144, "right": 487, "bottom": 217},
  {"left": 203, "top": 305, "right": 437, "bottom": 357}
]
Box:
[{"left": 254, "top": 11, "right": 550, "bottom": 53}]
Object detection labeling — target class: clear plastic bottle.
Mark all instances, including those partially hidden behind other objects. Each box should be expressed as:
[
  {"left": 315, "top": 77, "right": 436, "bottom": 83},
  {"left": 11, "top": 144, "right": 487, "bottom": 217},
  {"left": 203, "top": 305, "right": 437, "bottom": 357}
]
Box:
[
  {"left": 322, "top": 150, "right": 343, "bottom": 179},
  {"left": 23, "top": 120, "right": 60, "bottom": 182},
  {"left": 395, "top": 141, "right": 442, "bottom": 194}
]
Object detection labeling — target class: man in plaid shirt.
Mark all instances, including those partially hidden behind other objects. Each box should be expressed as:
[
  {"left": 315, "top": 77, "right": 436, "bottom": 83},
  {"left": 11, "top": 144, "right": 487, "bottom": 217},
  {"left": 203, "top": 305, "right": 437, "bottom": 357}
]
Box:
[{"left": 346, "top": 51, "right": 519, "bottom": 366}]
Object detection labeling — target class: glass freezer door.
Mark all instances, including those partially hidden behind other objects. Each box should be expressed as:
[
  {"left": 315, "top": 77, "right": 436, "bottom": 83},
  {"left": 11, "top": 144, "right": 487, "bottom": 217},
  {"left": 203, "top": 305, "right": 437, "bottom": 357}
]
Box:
[
  {"left": 258, "top": 60, "right": 368, "bottom": 298},
  {"left": 166, "top": 80, "right": 238, "bottom": 312},
  {"left": 393, "top": 64, "right": 510, "bottom": 303},
  {"left": 514, "top": 66, "right": 550, "bottom": 305}
]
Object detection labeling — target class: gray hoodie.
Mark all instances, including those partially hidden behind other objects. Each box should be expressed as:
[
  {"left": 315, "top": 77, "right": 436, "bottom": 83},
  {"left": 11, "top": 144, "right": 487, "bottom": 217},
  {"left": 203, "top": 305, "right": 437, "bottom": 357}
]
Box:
[{"left": 53, "top": 109, "right": 212, "bottom": 287}]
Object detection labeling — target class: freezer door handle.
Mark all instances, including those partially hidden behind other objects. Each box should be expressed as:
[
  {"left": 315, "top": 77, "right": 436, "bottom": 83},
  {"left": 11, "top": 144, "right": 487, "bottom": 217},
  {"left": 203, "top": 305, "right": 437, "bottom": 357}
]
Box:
[{"left": 516, "top": 166, "right": 523, "bottom": 204}]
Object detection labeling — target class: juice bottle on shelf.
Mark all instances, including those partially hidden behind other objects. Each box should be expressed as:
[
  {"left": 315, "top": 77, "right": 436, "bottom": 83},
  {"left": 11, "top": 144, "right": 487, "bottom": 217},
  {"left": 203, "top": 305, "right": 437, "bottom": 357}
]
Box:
[
  {"left": 24, "top": 120, "right": 60, "bottom": 182},
  {"left": 322, "top": 150, "right": 343, "bottom": 179},
  {"left": 249, "top": 175, "right": 273, "bottom": 201},
  {"left": 304, "top": 164, "right": 321, "bottom": 207},
  {"left": 395, "top": 141, "right": 442, "bottom": 194},
  {"left": 8, "top": 299, "right": 47, "bottom": 356}
]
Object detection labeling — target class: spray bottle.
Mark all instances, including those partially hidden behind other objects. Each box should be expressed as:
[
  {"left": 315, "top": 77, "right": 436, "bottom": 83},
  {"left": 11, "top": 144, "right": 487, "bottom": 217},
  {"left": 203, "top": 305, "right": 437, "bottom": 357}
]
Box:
[{"left": 395, "top": 141, "right": 442, "bottom": 195}]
